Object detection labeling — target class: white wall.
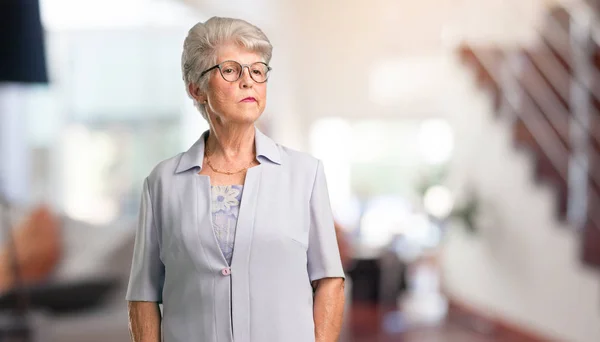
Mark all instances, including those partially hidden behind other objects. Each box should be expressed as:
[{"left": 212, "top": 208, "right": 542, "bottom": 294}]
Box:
[
  {"left": 441, "top": 59, "right": 600, "bottom": 342},
  {"left": 184, "top": 0, "right": 564, "bottom": 125}
]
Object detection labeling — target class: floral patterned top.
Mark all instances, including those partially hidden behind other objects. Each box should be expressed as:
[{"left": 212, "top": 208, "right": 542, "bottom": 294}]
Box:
[{"left": 210, "top": 184, "right": 244, "bottom": 265}]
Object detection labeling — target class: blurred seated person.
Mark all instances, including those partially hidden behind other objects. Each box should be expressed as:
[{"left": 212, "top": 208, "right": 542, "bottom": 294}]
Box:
[{"left": 0, "top": 206, "right": 61, "bottom": 292}]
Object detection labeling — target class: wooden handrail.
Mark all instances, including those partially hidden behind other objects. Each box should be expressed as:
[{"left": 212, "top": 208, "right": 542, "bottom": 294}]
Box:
[
  {"left": 526, "top": 46, "right": 600, "bottom": 145},
  {"left": 506, "top": 56, "right": 600, "bottom": 194},
  {"left": 526, "top": 48, "right": 570, "bottom": 104},
  {"left": 518, "top": 4, "right": 600, "bottom": 230},
  {"left": 466, "top": 48, "right": 600, "bottom": 229},
  {"left": 542, "top": 8, "right": 600, "bottom": 104},
  {"left": 470, "top": 50, "right": 569, "bottom": 178},
  {"left": 517, "top": 56, "right": 600, "bottom": 192},
  {"left": 518, "top": 57, "right": 570, "bottom": 145},
  {"left": 525, "top": 19, "right": 600, "bottom": 147}
]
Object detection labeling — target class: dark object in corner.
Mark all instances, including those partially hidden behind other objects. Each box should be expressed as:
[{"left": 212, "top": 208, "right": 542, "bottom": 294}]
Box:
[
  {"left": 0, "top": 277, "right": 119, "bottom": 314},
  {"left": 0, "top": 0, "right": 48, "bottom": 84}
]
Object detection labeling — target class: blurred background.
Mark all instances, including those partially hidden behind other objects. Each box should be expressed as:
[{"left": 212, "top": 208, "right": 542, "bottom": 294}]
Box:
[{"left": 1, "top": 0, "right": 600, "bottom": 341}]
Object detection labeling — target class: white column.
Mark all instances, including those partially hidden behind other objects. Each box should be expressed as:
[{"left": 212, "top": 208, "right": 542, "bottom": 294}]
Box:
[{"left": 0, "top": 83, "right": 30, "bottom": 205}]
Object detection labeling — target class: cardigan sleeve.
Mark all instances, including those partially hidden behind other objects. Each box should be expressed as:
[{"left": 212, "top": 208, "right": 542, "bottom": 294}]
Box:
[
  {"left": 126, "top": 177, "right": 165, "bottom": 302},
  {"left": 307, "top": 160, "right": 346, "bottom": 282}
]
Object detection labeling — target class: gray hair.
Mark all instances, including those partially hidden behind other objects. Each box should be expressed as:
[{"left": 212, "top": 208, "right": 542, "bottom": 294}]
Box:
[{"left": 181, "top": 17, "right": 273, "bottom": 120}]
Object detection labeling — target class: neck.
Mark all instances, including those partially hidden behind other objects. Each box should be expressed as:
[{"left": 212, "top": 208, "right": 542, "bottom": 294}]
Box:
[{"left": 206, "top": 123, "right": 256, "bottom": 163}]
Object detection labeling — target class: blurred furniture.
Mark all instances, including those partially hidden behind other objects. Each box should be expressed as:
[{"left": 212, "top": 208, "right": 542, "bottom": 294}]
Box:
[
  {"left": 0, "top": 206, "right": 136, "bottom": 342},
  {"left": 346, "top": 252, "right": 409, "bottom": 337},
  {"left": 0, "top": 203, "right": 62, "bottom": 342}
]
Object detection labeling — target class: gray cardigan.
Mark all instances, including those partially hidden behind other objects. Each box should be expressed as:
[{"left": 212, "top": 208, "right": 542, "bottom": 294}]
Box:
[{"left": 126, "top": 126, "right": 345, "bottom": 342}]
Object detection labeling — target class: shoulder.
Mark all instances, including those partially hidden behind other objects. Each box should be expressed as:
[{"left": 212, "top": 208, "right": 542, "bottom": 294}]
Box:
[
  {"left": 278, "top": 145, "right": 321, "bottom": 177},
  {"left": 145, "top": 152, "right": 186, "bottom": 187}
]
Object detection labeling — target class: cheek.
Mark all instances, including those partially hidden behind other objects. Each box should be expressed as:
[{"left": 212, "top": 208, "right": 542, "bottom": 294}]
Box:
[
  {"left": 208, "top": 77, "right": 235, "bottom": 100},
  {"left": 256, "top": 86, "right": 267, "bottom": 101},
  {"left": 212, "top": 86, "right": 236, "bottom": 104}
]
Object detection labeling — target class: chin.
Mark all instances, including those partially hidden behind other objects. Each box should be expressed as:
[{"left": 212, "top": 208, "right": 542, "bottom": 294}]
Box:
[
  {"left": 240, "top": 109, "right": 263, "bottom": 121},
  {"left": 214, "top": 106, "right": 263, "bottom": 124},
  {"left": 229, "top": 112, "right": 261, "bottom": 124}
]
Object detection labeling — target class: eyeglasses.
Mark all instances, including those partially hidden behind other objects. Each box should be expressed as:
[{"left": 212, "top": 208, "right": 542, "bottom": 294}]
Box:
[{"left": 199, "top": 60, "right": 272, "bottom": 83}]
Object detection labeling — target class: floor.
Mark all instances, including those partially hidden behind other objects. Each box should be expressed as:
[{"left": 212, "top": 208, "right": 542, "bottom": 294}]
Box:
[
  {"left": 343, "top": 323, "right": 504, "bottom": 342},
  {"left": 340, "top": 303, "right": 512, "bottom": 342},
  {"left": 339, "top": 257, "right": 521, "bottom": 342}
]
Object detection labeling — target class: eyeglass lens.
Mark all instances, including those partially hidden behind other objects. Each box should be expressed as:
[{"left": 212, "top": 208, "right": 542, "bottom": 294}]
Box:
[{"left": 219, "top": 61, "right": 269, "bottom": 82}]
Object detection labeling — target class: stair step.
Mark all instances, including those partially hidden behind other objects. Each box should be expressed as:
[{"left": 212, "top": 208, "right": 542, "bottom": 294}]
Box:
[{"left": 581, "top": 221, "right": 600, "bottom": 269}]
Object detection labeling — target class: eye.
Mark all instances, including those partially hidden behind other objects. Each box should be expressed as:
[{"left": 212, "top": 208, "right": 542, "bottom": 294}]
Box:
[{"left": 223, "top": 68, "right": 235, "bottom": 74}]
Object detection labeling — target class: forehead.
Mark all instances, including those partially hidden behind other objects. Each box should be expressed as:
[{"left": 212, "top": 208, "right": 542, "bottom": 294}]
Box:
[{"left": 216, "top": 43, "right": 263, "bottom": 65}]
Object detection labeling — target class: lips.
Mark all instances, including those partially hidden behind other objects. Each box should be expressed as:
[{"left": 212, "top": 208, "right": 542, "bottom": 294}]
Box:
[{"left": 240, "top": 97, "right": 256, "bottom": 102}]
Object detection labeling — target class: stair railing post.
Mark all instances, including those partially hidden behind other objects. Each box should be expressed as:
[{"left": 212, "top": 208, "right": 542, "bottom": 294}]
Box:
[
  {"left": 567, "top": 7, "right": 594, "bottom": 230},
  {"left": 501, "top": 53, "right": 524, "bottom": 124}
]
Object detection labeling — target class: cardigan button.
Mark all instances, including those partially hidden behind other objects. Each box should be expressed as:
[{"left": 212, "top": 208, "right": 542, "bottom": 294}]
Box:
[{"left": 221, "top": 267, "right": 231, "bottom": 276}]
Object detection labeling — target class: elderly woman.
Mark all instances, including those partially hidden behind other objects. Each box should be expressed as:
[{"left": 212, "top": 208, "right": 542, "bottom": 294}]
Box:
[{"left": 126, "top": 17, "right": 345, "bottom": 342}]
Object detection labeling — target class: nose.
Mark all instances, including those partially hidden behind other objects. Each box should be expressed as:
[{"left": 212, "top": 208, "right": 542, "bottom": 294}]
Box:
[{"left": 239, "top": 66, "right": 253, "bottom": 88}]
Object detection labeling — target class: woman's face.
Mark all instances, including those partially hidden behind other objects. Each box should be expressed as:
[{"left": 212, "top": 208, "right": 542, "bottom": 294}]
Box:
[{"left": 200, "top": 43, "right": 268, "bottom": 125}]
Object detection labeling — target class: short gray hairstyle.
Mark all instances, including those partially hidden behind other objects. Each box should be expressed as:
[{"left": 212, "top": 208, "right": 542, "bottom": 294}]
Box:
[{"left": 181, "top": 17, "right": 273, "bottom": 120}]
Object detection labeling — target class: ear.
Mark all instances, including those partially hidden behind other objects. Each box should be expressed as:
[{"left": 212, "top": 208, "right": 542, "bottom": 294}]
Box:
[{"left": 188, "top": 83, "right": 206, "bottom": 103}]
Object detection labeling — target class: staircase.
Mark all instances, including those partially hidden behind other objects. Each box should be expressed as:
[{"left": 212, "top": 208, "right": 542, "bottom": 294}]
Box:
[{"left": 457, "top": 2, "right": 600, "bottom": 269}]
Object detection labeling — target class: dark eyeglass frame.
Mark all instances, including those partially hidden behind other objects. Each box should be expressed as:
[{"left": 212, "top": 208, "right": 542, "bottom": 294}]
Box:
[{"left": 199, "top": 60, "right": 272, "bottom": 83}]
